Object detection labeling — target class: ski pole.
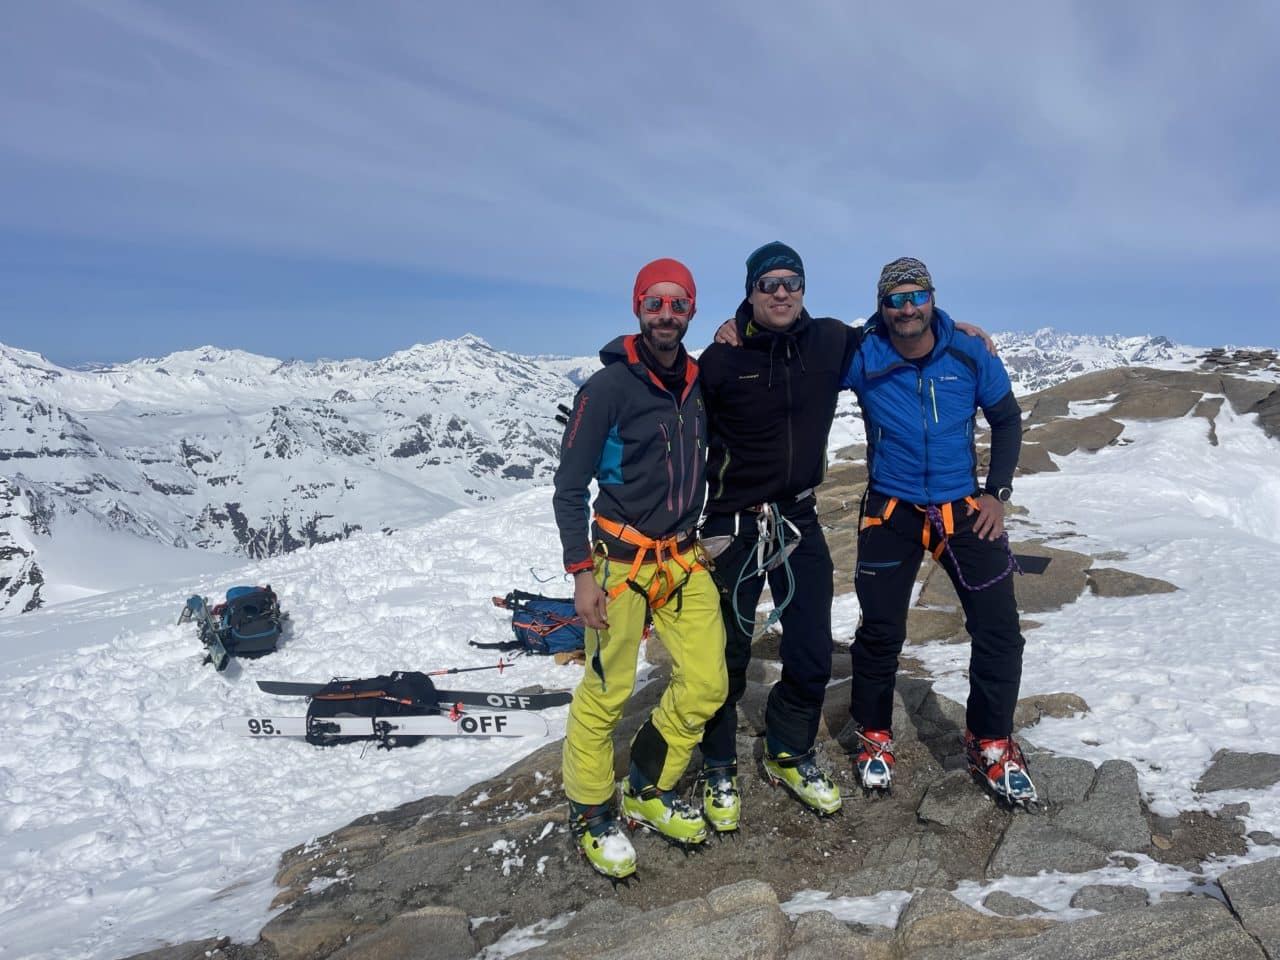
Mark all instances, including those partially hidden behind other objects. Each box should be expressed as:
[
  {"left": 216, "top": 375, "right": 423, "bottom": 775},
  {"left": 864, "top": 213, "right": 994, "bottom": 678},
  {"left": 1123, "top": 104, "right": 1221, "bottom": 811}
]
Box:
[{"left": 425, "top": 659, "right": 511, "bottom": 677}]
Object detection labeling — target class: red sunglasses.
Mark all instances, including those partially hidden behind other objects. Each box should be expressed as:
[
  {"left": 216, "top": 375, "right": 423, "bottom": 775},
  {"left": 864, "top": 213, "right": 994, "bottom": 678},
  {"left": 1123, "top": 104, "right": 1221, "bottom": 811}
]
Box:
[{"left": 638, "top": 295, "right": 694, "bottom": 316}]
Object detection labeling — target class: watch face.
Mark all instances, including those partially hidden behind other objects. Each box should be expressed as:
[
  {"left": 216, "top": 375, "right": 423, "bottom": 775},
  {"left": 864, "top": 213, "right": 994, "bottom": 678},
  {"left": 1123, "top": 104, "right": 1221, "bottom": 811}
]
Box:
[{"left": 997, "top": 487, "right": 1012, "bottom": 502}]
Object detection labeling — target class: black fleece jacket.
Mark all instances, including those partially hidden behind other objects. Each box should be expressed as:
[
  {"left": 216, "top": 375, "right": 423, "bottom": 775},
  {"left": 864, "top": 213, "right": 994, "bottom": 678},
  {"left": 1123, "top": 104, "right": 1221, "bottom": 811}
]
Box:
[{"left": 700, "top": 302, "right": 863, "bottom": 514}]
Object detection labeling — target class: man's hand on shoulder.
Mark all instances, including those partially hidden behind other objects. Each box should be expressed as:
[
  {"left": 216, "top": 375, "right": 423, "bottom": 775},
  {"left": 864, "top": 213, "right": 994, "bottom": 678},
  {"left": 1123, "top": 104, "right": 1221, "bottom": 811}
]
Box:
[
  {"left": 714, "top": 318, "right": 741, "bottom": 347},
  {"left": 955, "top": 321, "right": 997, "bottom": 356},
  {"left": 574, "top": 570, "right": 610, "bottom": 629}
]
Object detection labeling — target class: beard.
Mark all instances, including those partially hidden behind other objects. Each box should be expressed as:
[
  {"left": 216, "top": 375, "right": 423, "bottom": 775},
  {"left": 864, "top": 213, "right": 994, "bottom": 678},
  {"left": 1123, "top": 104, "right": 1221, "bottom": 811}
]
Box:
[
  {"left": 890, "top": 314, "right": 929, "bottom": 339},
  {"left": 641, "top": 322, "right": 685, "bottom": 353}
]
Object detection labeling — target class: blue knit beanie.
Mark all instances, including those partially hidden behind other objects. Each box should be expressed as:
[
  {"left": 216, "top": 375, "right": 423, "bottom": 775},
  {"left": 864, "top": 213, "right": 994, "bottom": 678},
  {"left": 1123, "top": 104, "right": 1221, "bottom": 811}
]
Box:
[{"left": 744, "top": 241, "right": 804, "bottom": 295}]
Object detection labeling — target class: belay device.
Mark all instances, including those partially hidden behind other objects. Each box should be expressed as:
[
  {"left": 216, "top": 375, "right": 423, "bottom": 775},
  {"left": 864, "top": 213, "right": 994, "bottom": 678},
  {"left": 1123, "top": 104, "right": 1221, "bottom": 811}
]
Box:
[{"left": 178, "top": 584, "right": 284, "bottom": 671}]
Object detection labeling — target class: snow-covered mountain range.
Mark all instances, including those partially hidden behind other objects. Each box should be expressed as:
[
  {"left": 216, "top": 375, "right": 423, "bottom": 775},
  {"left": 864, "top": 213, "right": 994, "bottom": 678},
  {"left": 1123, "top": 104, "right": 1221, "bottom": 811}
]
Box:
[
  {"left": 0, "top": 329, "right": 1222, "bottom": 616},
  {"left": 0, "top": 335, "right": 591, "bottom": 612},
  {"left": 991, "top": 328, "right": 1201, "bottom": 394}
]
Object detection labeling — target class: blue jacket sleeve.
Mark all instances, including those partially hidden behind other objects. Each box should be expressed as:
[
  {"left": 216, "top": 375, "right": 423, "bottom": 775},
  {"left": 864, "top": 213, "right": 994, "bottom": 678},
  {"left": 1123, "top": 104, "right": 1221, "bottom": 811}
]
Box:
[
  {"left": 976, "top": 349, "right": 1014, "bottom": 409},
  {"left": 839, "top": 323, "right": 867, "bottom": 392}
]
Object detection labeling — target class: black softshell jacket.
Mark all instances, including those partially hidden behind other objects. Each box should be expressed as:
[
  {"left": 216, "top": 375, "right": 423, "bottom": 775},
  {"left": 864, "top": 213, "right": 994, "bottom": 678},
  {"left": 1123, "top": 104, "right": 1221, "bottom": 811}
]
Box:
[{"left": 700, "top": 305, "right": 862, "bottom": 514}]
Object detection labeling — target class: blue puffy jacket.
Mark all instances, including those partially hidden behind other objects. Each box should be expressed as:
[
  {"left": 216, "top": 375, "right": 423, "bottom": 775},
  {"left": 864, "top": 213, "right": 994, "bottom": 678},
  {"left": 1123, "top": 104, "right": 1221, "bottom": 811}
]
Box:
[{"left": 840, "top": 308, "right": 1016, "bottom": 505}]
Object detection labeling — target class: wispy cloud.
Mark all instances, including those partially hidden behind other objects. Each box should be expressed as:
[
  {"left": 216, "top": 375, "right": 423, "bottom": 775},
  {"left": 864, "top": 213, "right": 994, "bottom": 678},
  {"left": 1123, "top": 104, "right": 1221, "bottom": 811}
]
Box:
[{"left": 2, "top": 1, "right": 1277, "bottom": 358}]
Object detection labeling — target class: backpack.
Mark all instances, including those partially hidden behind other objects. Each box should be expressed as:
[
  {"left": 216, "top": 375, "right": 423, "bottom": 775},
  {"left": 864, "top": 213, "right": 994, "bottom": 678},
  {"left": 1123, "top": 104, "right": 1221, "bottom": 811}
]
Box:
[
  {"left": 305, "top": 671, "right": 440, "bottom": 748},
  {"left": 476, "top": 591, "right": 585, "bottom": 655},
  {"left": 215, "top": 585, "right": 282, "bottom": 658}
]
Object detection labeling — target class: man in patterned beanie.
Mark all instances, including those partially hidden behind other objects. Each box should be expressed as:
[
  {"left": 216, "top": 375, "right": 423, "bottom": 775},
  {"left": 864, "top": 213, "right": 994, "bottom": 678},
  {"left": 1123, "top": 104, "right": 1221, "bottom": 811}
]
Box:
[{"left": 843, "top": 256, "right": 1036, "bottom": 807}]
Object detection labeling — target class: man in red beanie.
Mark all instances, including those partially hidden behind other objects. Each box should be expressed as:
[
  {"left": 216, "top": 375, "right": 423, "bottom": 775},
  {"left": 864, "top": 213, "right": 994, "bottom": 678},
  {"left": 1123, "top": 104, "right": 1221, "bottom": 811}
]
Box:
[{"left": 553, "top": 258, "right": 727, "bottom": 879}]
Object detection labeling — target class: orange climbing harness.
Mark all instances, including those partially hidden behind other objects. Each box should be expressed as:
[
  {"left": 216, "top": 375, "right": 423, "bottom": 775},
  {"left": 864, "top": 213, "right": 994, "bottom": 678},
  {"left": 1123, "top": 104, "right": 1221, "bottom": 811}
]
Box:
[
  {"left": 860, "top": 495, "right": 981, "bottom": 560},
  {"left": 593, "top": 515, "right": 703, "bottom": 610}
]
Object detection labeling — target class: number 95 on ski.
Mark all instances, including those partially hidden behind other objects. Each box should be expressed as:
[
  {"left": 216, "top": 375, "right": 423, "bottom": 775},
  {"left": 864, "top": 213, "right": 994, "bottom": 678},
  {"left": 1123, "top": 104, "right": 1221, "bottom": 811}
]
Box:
[{"left": 224, "top": 712, "right": 547, "bottom": 740}]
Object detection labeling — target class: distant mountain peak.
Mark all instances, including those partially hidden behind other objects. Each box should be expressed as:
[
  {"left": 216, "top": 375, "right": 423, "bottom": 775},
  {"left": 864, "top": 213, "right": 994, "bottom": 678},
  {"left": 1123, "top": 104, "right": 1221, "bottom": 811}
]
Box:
[{"left": 4, "top": 328, "right": 1270, "bottom": 616}]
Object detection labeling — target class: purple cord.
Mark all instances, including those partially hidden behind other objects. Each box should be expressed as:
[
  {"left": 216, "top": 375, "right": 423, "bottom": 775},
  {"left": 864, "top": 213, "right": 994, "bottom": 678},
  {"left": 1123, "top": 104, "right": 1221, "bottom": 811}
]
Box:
[{"left": 925, "top": 505, "right": 1023, "bottom": 592}]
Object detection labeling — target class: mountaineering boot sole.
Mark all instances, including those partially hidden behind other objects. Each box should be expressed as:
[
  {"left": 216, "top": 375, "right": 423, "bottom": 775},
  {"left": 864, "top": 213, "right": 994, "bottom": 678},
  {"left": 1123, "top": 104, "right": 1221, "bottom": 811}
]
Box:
[
  {"left": 701, "top": 770, "right": 741, "bottom": 833},
  {"left": 620, "top": 779, "right": 709, "bottom": 845},
  {"left": 762, "top": 752, "right": 842, "bottom": 815},
  {"left": 964, "top": 731, "right": 1040, "bottom": 809},
  {"left": 569, "top": 801, "right": 638, "bottom": 879},
  {"left": 854, "top": 729, "right": 895, "bottom": 793}
]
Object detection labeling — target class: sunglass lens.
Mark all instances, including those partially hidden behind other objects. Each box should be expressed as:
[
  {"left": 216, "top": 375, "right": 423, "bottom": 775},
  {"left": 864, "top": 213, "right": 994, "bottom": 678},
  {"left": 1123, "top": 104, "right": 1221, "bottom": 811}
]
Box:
[
  {"left": 885, "top": 290, "right": 931, "bottom": 308},
  {"left": 641, "top": 296, "right": 693, "bottom": 315},
  {"left": 756, "top": 276, "right": 803, "bottom": 294}
]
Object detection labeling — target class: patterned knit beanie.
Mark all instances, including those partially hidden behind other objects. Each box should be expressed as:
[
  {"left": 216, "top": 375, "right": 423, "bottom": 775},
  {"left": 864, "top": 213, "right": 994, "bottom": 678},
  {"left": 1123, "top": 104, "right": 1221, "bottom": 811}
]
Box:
[{"left": 877, "top": 257, "right": 934, "bottom": 301}]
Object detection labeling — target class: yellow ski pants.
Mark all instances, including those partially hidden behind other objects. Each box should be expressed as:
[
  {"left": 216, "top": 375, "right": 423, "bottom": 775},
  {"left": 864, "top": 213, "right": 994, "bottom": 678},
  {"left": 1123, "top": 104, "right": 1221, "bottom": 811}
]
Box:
[{"left": 562, "top": 550, "right": 727, "bottom": 805}]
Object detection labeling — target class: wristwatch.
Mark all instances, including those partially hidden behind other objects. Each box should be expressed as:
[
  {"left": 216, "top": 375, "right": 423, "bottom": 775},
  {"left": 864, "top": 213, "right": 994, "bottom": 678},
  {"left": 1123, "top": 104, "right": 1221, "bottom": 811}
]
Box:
[{"left": 988, "top": 486, "right": 1013, "bottom": 503}]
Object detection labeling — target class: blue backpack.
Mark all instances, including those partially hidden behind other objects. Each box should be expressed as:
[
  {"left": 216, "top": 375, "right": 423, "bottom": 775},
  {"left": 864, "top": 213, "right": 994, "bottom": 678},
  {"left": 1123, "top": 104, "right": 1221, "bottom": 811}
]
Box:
[
  {"left": 216, "top": 585, "right": 283, "bottom": 657},
  {"left": 476, "top": 591, "right": 585, "bottom": 655}
]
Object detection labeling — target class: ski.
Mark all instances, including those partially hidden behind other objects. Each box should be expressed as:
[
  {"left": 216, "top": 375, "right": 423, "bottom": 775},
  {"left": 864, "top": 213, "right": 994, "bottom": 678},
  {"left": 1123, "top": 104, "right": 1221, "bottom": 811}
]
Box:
[
  {"left": 223, "top": 710, "right": 547, "bottom": 740},
  {"left": 180, "top": 595, "right": 231, "bottom": 671},
  {"left": 256, "top": 679, "right": 572, "bottom": 711}
]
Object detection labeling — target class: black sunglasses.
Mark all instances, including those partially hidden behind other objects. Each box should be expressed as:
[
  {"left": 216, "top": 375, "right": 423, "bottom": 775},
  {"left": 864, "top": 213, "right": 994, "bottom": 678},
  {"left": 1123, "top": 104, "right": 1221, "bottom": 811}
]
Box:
[
  {"left": 754, "top": 275, "right": 805, "bottom": 295},
  {"left": 881, "top": 289, "right": 932, "bottom": 309}
]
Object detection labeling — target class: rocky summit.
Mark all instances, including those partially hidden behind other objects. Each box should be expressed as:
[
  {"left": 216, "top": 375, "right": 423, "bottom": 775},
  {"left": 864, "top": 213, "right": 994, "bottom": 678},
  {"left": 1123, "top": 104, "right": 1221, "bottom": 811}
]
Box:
[{"left": 121, "top": 356, "right": 1280, "bottom": 960}]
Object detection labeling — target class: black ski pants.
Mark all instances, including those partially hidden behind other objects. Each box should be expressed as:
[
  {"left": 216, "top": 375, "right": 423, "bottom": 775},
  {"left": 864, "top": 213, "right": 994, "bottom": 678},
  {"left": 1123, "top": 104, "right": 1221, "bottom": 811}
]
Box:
[
  {"left": 850, "top": 490, "right": 1025, "bottom": 739},
  {"left": 700, "top": 498, "right": 833, "bottom": 762}
]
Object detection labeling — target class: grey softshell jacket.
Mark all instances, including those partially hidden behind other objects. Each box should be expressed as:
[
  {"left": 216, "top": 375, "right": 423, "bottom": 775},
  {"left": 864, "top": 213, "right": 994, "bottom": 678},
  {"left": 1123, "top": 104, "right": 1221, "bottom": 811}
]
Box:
[{"left": 552, "top": 334, "right": 707, "bottom": 573}]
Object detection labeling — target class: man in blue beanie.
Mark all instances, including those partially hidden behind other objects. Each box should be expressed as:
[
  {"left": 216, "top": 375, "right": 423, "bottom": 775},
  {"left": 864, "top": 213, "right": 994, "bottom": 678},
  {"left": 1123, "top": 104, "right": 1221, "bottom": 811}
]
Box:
[{"left": 694, "top": 241, "right": 852, "bottom": 823}]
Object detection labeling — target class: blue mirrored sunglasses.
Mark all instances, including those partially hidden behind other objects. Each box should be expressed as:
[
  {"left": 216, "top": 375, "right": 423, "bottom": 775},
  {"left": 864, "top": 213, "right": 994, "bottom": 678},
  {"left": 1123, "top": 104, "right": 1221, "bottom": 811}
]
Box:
[{"left": 881, "top": 289, "right": 932, "bottom": 309}]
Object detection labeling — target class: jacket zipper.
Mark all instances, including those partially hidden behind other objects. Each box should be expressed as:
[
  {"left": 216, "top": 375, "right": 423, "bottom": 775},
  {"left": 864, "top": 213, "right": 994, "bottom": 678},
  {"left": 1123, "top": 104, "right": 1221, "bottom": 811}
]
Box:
[
  {"left": 674, "top": 410, "right": 687, "bottom": 516},
  {"left": 784, "top": 341, "right": 794, "bottom": 491},
  {"left": 658, "top": 420, "right": 675, "bottom": 511},
  {"left": 686, "top": 404, "right": 701, "bottom": 509},
  {"left": 917, "top": 370, "right": 931, "bottom": 503},
  {"left": 715, "top": 448, "right": 731, "bottom": 501}
]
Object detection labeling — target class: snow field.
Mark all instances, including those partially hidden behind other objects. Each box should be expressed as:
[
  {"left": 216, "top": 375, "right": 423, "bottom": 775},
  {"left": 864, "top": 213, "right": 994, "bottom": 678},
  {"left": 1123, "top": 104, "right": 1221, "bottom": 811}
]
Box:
[
  {"left": 3, "top": 394, "right": 1280, "bottom": 959},
  {"left": 0, "top": 490, "right": 577, "bottom": 960},
  {"left": 914, "top": 408, "right": 1280, "bottom": 832}
]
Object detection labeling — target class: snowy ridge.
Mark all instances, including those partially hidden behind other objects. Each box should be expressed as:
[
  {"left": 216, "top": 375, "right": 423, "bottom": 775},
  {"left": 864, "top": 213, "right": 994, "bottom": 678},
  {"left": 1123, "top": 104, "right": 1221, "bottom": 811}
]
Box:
[
  {"left": 0, "top": 329, "right": 1226, "bottom": 617},
  {"left": 0, "top": 337, "right": 583, "bottom": 609},
  {"left": 991, "top": 328, "right": 1205, "bottom": 395}
]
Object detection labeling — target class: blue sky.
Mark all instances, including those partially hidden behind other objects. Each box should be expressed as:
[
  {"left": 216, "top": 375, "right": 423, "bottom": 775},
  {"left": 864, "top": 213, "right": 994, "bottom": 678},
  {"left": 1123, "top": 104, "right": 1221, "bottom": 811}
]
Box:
[{"left": 2, "top": 2, "right": 1278, "bottom": 366}]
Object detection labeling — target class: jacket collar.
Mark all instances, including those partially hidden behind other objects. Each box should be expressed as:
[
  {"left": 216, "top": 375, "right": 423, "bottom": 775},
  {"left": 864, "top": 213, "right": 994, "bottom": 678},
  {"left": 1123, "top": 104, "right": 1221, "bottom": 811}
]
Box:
[
  {"left": 732, "top": 300, "right": 813, "bottom": 345},
  {"left": 863, "top": 306, "right": 956, "bottom": 361},
  {"left": 600, "top": 333, "right": 699, "bottom": 403}
]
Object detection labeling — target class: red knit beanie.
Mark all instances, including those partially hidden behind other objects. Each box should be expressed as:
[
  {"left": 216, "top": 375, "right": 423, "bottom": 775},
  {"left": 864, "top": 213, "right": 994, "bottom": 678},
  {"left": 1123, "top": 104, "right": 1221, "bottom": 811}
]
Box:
[{"left": 632, "top": 258, "right": 696, "bottom": 317}]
